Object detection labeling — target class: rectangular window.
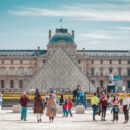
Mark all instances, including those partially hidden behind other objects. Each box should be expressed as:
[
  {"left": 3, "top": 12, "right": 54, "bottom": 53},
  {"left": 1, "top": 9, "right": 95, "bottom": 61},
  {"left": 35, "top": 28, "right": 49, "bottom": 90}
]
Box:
[
  {"left": 29, "top": 60, "right": 32, "bottom": 64},
  {"left": 119, "top": 60, "right": 121, "bottom": 64},
  {"left": 2, "top": 60, "right": 4, "bottom": 64},
  {"left": 43, "top": 60, "right": 46, "bottom": 64},
  {"left": 109, "top": 68, "right": 113, "bottom": 73},
  {"left": 11, "top": 60, "right": 14, "bottom": 64},
  {"left": 127, "top": 81, "right": 130, "bottom": 88},
  {"left": 100, "top": 70, "right": 103, "bottom": 76},
  {"left": 91, "top": 69, "right": 94, "bottom": 76},
  {"left": 128, "top": 60, "right": 130, "bottom": 64},
  {"left": 20, "top": 60, "right": 23, "bottom": 64},
  {"left": 91, "top": 80, "right": 95, "bottom": 85},
  {"left": 91, "top": 60, "right": 94, "bottom": 64},
  {"left": 10, "top": 80, "right": 14, "bottom": 88},
  {"left": 127, "top": 69, "right": 130, "bottom": 76},
  {"left": 78, "top": 60, "right": 81, "bottom": 64},
  {"left": 100, "top": 80, "right": 103, "bottom": 87},
  {"left": 110, "top": 60, "right": 112, "bottom": 64},
  {"left": 1, "top": 80, "right": 4, "bottom": 88},
  {"left": 118, "top": 68, "right": 121, "bottom": 76},
  {"left": 19, "top": 80, "right": 23, "bottom": 88},
  {"left": 101, "top": 60, "right": 103, "bottom": 64}
]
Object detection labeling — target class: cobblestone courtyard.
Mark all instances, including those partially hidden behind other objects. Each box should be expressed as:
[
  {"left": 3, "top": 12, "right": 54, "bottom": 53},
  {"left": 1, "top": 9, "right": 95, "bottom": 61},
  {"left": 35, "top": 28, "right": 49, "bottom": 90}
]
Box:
[{"left": 0, "top": 109, "right": 130, "bottom": 130}]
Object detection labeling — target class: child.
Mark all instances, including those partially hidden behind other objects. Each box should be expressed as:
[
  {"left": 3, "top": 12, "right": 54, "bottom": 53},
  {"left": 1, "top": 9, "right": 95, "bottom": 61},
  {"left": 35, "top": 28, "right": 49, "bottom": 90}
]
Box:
[{"left": 63, "top": 98, "right": 68, "bottom": 117}]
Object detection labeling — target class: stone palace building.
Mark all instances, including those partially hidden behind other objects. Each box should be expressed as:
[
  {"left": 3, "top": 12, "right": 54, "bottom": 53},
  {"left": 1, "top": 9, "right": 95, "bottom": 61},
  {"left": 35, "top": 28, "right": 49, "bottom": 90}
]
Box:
[{"left": 0, "top": 28, "right": 130, "bottom": 92}]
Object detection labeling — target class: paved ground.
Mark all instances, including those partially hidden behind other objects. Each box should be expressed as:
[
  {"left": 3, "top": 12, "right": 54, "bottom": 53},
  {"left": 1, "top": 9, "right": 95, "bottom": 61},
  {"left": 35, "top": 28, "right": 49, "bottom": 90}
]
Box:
[{"left": 0, "top": 108, "right": 130, "bottom": 130}]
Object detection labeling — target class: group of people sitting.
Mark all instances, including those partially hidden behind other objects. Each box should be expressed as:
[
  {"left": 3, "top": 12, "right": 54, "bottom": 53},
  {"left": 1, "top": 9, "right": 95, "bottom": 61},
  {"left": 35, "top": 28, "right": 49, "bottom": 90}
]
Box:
[{"left": 91, "top": 90, "right": 130, "bottom": 124}]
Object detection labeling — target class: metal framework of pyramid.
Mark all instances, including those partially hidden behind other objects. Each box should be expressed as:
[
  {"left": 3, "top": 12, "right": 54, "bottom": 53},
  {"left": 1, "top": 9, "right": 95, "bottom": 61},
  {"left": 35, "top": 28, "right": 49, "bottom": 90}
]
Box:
[{"left": 25, "top": 48, "right": 96, "bottom": 92}]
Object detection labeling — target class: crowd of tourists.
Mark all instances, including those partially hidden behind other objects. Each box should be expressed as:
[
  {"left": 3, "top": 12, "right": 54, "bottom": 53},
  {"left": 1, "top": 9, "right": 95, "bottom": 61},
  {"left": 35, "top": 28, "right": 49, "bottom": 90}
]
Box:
[
  {"left": 0, "top": 85, "right": 130, "bottom": 124},
  {"left": 91, "top": 88, "right": 130, "bottom": 123}
]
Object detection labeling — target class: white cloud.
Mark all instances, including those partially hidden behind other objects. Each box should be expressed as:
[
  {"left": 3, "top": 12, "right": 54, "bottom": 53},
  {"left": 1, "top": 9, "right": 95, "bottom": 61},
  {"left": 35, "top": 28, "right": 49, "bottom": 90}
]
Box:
[
  {"left": 9, "top": 3, "right": 130, "bottom": 21},
  {"left": 116, "top": 26, "right": 130, "bottom": 30}
]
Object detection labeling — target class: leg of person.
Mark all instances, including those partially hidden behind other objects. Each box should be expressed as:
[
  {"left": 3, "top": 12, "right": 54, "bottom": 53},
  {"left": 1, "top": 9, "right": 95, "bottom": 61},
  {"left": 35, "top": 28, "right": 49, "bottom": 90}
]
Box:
[
  {"left": 68, "top": 108, "right": 70, "bottom": 116},
  {"left": 113, "top": 112, "right": 116, "bottom": 122},
  {"left": 66, "top": 109, "right": 68, "bottom": 117},
  {"left": 104, "top": 107, "right": 107, "bottom": 120},
  {"left": 63, "top": 109, "right": 65, "bottom": 117},
  {"left": 24, "top": 107, "right": 28, "bottom": 121},
  {"left": 70, "top": 108, "right": 72, "bottom": 117},
  {"left": 64, "top": 109, "right": 68, "bottom": 117},
  {"left": 80, "top": 96, "right": 84, "bottom": 105},
  {"left": 92, "top": 105, "right": 97, "bottom": 120},
  {"left": 37, "top": 114, "right": 40, "bottom": 122},
  {"left": 115, "top": 112, "right": 118, "bottom": 122},
  {"left": 52, "top": 117, "right": 54, "bottom": 122},
  {"left": 21, "top": 106, "right": 24, "bottom": 120},
  {"left": 76, "top": 96, "right": 79, "bottom": 105}
]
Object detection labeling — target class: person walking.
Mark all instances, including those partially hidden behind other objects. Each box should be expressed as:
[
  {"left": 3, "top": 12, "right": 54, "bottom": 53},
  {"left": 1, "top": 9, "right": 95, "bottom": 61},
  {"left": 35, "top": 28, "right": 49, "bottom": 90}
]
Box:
[
  {"left": 19, "top": 92, "right": 30, "bottom": 121},
  {"left": 91, "top": 93, "right": 98, "bottom": 121},
  {"left": 63, "top": 98, "right": 68, "bottom": 117},
  {"left": 46, "top": 94, "right": 56, "bottom": 123},
  {"left": 122, "top": 93, "right": 129, "bottom": 123},
  {"left": 67, "top": 97, "right": 73, "bottom": 117},
  {"left": 100, "top": 93, "right": 108, "bottom": 121},
  {"left": 44, "top": 92, "right": 49, "bottom": 108},
  {"left": 0, "top": 93, "right": 2, "bottom": 112},
  {"left": 34, "top": 92, "right": 44, "bottom": 123},
  {"left": 83, "top": 92, "right": 87, "bottom": 110},
  {"left": 59, "top": 94, "right": 64, "bottom": 106},
  {"left": 111, "top": 96, "right": 120, "bottom": 123}
]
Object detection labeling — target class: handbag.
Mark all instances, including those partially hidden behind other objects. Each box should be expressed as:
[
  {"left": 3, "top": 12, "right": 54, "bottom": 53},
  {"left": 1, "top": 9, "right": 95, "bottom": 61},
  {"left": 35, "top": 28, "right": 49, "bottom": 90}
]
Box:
[{"left": 51, "top": 106, "right": 58, "bottom": 112}]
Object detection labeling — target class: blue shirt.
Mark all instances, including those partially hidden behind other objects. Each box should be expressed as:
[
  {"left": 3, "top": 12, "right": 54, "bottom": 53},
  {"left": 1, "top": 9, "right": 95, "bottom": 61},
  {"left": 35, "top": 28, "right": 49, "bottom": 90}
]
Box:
[{"left": 79, "top": 90, "right": 84, "bottom": 97}]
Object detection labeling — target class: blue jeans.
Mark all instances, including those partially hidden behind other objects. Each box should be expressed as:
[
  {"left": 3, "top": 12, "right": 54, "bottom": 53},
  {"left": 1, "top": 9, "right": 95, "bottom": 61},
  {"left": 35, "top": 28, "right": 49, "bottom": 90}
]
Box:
[
  {"left": 76, "top": 96, "right": 84, "bottom": 105},
  {"left": 76, "top": 96, "right": 79, "bottom": 105},
  {"left": 92, "top": 105, "right": 98, "bottom": 120},
  {"left": 80, "top": 96, "right": 84, "bottom": 105},
  {"left": 21, "top": 107, "right": 28, "bottom": 120},
  {"left": 84, "top": 101, "right": 87, "bottom": 110},
  {"left": 63, "top": 109, "right": 68, "bottom": 117}
]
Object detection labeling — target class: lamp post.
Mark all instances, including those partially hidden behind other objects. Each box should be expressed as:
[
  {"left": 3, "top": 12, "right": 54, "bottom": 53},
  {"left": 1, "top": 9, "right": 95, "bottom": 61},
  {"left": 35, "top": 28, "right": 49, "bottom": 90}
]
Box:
[{"left": 87, "top": 72, "right": 90, "bottom": 93}]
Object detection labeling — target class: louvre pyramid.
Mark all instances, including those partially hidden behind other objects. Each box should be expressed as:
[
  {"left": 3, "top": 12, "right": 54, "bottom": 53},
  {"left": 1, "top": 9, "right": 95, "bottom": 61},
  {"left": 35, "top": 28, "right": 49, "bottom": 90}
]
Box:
[{"left": 25, "top": 48, "right": 96, "bottom": 92}]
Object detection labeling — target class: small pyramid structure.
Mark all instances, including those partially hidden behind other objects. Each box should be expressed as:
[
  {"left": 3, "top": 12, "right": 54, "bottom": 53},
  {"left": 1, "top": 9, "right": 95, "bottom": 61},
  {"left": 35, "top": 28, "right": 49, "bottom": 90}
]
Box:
[{"left": 25, "top": 48, "right": 96, "bottom": 92}]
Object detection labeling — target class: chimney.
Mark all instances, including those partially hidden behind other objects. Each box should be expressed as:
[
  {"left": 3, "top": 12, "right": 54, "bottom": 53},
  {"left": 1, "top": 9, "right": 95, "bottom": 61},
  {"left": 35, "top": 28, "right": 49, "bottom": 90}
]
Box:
[
  {"left": 49, "top": 30, "right": 51, "bottom": 42},
  {"left": 72, "top": 30, "right": 74, "bottom": 41}
]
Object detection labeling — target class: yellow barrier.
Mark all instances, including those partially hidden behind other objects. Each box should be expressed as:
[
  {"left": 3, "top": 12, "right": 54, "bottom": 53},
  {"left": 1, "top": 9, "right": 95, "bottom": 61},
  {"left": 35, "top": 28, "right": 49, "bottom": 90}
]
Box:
[{"left": 2, "top": 92, "right": 130, "bottom": 100}]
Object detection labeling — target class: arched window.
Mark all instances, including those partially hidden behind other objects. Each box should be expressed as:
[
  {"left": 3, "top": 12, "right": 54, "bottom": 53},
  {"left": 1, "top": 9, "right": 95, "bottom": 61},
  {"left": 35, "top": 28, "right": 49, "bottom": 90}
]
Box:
[
  {"left": 1, "top": 68, "right": 5, "bottom": 75},
  {"left": 10, "top": 68, "right": 14, "bottom": 75},
  {"left": 19, "top": 68, "right": 23, "bottom": 75},
  {"left": 28, "top": 68, "right": 33, "bottom": 75}
]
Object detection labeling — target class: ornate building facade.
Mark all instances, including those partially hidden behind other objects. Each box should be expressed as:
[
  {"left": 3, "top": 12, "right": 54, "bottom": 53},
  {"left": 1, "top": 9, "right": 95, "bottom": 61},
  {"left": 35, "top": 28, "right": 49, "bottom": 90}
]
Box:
[{"left": 0, "top": 28, "right": 130, "bottom": 92}]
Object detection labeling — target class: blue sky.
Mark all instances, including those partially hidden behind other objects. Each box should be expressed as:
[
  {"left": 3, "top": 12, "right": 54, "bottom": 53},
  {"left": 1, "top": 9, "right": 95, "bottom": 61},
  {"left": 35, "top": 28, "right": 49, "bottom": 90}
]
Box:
[{"left": 0, "top": 0, "right": 130, "bottom": 50}]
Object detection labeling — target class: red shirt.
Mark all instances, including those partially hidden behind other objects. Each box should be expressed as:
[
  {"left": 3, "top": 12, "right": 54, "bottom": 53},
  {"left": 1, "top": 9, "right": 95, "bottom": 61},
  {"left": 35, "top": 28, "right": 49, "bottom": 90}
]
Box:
[
  {"left": 63, "top": 104, "right": 68, "bottom": 109},
  {"left": 19, "top": 95, "right": 30, "bottom": 107},
  {"left": 68, "top": 99, "right": 73, "bottom": 108},
  {"left": 101, "top": 98, "right": 107, "bottom": 107}
]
